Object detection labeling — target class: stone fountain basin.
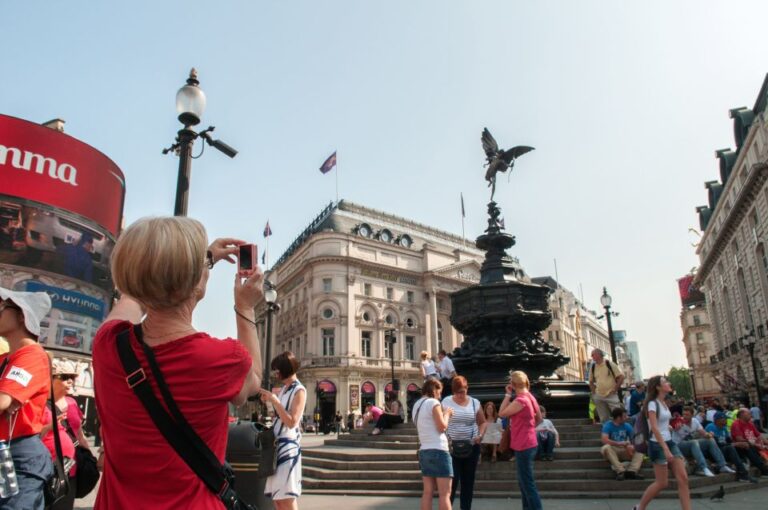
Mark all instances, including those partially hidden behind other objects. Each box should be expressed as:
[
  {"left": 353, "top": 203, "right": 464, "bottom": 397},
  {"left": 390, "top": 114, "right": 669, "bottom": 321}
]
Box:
[{"left": 450, "top": 281, "right": 552, "bottom": 333}]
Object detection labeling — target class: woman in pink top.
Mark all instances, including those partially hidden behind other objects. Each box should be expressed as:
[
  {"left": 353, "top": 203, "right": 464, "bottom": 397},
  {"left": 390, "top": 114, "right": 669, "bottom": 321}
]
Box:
[{"left": 499, "top": 371, "right": 542, "bottom": 510}]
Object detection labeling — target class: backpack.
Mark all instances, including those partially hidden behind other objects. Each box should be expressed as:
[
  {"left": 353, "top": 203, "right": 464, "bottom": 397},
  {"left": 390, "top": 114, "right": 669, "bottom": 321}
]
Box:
[
  {"left": 590, "top": 360, "right": 624, "bottom": 400},
  {"left": 633, "top": 399, "right": 658, "bottom": 455}
]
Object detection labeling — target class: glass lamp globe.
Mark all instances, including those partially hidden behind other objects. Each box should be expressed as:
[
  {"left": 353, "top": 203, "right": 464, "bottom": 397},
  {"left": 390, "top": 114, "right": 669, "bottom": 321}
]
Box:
[
  {"left": 176, "top": 68, "right": 206, "bottom": 127},
  {"left": 264, "top": 288, "right": 278, "bottom": 304},
  {"left": 600, "top": 289, "right": 612, "bottom": 308}
]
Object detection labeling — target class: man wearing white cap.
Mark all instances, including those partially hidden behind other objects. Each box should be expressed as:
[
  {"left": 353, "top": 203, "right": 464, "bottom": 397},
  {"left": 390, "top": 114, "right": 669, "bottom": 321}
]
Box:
[{"left": 0, "top": 287, "right": 54, "bottom": 509}]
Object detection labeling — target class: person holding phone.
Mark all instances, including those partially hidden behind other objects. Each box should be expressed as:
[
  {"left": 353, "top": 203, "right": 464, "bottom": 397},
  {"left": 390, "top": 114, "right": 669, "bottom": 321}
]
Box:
[{"left": 92, "top": 217, "right": 265, "bottom": 509}]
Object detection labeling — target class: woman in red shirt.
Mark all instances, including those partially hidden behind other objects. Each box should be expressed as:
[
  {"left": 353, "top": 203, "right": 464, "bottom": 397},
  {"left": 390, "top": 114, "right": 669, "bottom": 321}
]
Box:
[
  {"left": 93, "top": 217, "right": 265, "bottom": 510},
  {"left": 0, "top": 288, "right": 54, "bottom": 510},
  {"left": 499, "top": 370, "right": 543, "bottom": 510}
]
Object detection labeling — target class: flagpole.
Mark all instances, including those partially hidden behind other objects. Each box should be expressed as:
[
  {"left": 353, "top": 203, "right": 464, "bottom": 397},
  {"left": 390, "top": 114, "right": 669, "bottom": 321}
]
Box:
[
  {"left": 335, "top": 151, "right": 339, "bottom": 204},
  {"left": 460, "top": 193, "right": 466, "bottom": 248}
]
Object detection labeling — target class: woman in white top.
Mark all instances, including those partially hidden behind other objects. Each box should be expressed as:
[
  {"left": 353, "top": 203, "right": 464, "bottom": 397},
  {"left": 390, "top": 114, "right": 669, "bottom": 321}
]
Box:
[
  {"left": 259, "top": 352, "right": 307, "bottom": 510},
  {"left": 635, "top": 375, "right": 690, "bottom": 510},
  {"left": 420, "top": 351, "right": 439, "bottom": 381},
  {"left": 441, "top": 376, "right": 486, "bottom": 510},
  {"left": 480, "top": 402, "right": 502, "bottom": 463},
  {"left": 414, "top": 378, "right": 453, "bottom": 510}
]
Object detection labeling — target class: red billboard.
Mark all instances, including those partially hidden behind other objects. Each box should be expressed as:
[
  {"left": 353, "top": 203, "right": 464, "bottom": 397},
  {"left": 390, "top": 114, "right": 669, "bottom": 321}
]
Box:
[
  {"left": 678, "top": 274, "right": 705, "bottom": 306},
  {"left": 0, "top": 114, "right": 125, "bottom": 235}
]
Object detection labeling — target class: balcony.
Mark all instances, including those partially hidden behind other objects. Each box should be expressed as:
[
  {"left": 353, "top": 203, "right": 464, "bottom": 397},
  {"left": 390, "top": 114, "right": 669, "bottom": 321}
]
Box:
[{"left": 300, "top": 355, "right": 421, "bottom": 370}]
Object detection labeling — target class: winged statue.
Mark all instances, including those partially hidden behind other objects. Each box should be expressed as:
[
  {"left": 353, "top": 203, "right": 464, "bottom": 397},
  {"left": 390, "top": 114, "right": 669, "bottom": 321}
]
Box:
[{"left": 482, "top": 128, "right": 534, "bottom": 200}]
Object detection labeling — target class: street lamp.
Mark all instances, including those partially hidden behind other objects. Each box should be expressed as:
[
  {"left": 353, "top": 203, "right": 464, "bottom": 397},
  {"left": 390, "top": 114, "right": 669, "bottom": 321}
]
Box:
[
  {"left": 599, "top": 287, "right": 619, "bottom": 364},
  {"left": 744, "top": 326, "right": 765, "bottom": 421},
  {"left": 262, "top": 279, "right": 279, "bottom": 391},
  {"left": 163, "top": 68, "right": 238, "bottom": 216},
  {"left": 385, "top": 329, "right": 398, "bottom": 395}
]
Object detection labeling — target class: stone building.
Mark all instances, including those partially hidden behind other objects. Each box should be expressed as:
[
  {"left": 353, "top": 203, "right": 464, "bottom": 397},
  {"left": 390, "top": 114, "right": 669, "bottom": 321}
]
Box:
[
  {"left": 693, "top": 74, "right": 768, "bottom": 409},
  {"left": 678, "top": 275, "right": 720, "bottom": 401},
  {"left": 255, "top": 200, "right": 487, "bottom": 426}
]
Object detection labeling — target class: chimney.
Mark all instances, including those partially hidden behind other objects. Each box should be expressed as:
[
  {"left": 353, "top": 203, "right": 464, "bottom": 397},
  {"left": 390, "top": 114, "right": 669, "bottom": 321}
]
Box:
[{"left": 41, "top": 118, "right": 65, "bottom": 132}]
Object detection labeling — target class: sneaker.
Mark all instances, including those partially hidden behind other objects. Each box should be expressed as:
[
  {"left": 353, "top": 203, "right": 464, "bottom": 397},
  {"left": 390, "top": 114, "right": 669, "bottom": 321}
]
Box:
[
  {"left": 627, "top": 471, "right": 644, "bottom": 480},
  {"left": 737, "top": 473, "right": 758, "bottom": 483},
  {"left": 615, "top": 472, "right": 625, "bottom": 481},
  {"left": 719, "top": 465, "right": 736, "bottom": 474},
  {"left": 697, "top": 468, "right": 715, "bottom": 477}
]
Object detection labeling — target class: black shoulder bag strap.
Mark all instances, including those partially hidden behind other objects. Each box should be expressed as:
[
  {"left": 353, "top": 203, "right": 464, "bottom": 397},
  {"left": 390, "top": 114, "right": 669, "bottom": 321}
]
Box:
[
  {"left": 115, "top": 325, "right": 252, "bottom": 510},
  {"left": 48, "top": 358, "right": 70, "bottom": 500}
]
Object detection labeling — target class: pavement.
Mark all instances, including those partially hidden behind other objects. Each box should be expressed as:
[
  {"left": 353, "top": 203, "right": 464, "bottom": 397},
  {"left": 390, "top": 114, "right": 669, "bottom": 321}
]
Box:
[{"left": 73, "top": 433, "right": 768, "bottom": 509}]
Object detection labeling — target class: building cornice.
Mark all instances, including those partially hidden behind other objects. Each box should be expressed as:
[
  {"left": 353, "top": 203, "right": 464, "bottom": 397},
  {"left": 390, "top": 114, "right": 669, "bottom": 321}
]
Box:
[{"left": 695, "top": 162, "right": 768, "bottom": 286}]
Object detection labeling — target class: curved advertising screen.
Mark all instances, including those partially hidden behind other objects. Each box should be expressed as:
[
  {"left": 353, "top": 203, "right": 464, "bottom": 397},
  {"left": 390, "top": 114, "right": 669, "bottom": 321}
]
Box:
[{"left": 0, "top": 114, "right": 125, "bottom": 361}]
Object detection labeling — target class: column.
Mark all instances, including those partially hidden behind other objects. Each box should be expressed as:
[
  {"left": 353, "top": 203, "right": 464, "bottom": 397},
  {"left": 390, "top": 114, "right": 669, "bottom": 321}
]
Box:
[{"left": 430, "top": 289, "right": 439, "bottom": 356}]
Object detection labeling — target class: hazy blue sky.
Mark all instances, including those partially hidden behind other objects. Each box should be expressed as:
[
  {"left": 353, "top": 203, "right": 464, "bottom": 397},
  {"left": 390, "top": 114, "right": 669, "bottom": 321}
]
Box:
[{"left": 3, "top": 1, "right": 768, "bottom": 377}]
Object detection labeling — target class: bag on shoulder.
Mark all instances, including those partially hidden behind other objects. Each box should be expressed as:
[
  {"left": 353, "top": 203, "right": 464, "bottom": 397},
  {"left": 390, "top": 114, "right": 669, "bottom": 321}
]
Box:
[
  {"left": 633, "top": 400, "right": 658, "bottom": 455},
  {"left": 449, "top": 439, "right": 474, "bottom": 458},
  {"left": 73, "top": 445, "right": 100, "bottom": 498}
]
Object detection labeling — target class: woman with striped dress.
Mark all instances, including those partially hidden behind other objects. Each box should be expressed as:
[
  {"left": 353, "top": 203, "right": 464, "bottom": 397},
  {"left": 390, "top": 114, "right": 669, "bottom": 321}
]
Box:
[
  {"left": 441, "top": 376, "right": 487, "bottom": 510},
  {"left": 259, "top": 352, "right": 306, "bottom": 510}
]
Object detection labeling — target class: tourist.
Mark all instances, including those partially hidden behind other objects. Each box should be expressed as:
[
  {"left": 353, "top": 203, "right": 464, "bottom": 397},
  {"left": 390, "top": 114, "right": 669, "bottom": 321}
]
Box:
[
  {"left": 437, "top": 350, "right": 457, "bottom": 398},
  {"left": 480, "top": 402, "right": 502, "bottom": 463},
  {"left": 635, "top": 375, "right": 691, "bottom": 510},
  {"left": 750, "top": 403, "right": 764, "bottom": 432},
  {"left": 420, "top": 351, "right": 439, "bottom": 382},
  {"left": 499, "top": 370, "right": 542, "bottom": 510},
  {"left": 414, "top": 378, "right": 453, "bottom": 510},
  {"left": 705, "top": 411, "right": 757, "bottom": 483},
  {"left": 370, "top": 392, "right": 405, "bottom": 436},
  {"left": 600, "top": 407, "right": 644, "bottom": 480},
  {"left": 260, "top": 351, "right": 307, "bottom": 509},
  {"left": 535, "top": 405, "right": 560, "bottom": 461},
  {"left": 705, "top": 399, "right": 722, "bottom": 424},
  {"left": 588, "top": 349, "right": 624, "bottom": 423},
  {"left": 671, "top": 406, "right": 733, "bottom": 477},
  {"left": 628, "top": 381, "right": 645, "bottom": 419},
  {"left": 92, "top": 217, "right": 264, "bottom": 509},
  {"left": 0, "top": 288, "right": 54, "bottom": 509},
  {"left": 730, "top": 408, "right": 768, "bottom": 476},
  {"left": 334, "top": 410, "right": 343, "bottom": 435},
  {"left": 362, "top": 403, "right": 383, "bottom": 427},
  {"left": 442, "top": 376, "right": 485, "bottom": 510}
]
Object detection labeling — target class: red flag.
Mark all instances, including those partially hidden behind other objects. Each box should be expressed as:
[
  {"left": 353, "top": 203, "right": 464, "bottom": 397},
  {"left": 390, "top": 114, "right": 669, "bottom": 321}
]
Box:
[{"left": 320, "top": 151, "right": 337, "bottom": 174}]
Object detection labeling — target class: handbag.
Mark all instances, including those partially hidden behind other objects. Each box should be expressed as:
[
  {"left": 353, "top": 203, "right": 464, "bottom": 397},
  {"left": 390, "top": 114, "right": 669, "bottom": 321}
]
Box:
[
  {"left": 116, "top": 325, "right": 255, "bottom": 510},
  {"left": 43, "top": 362, "right": 70, "bottom": 508},
  {"left": 61, "top": 406, "right": 100, "bottom": 498},
  {"left": 255, "top": 424, "right": 277, "bottom": 479}
]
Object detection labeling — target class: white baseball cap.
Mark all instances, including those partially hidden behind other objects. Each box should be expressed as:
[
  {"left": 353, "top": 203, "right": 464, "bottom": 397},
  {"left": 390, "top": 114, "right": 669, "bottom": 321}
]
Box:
[{"left": 0, "top": 287, "right": 52, "bottom": 337}]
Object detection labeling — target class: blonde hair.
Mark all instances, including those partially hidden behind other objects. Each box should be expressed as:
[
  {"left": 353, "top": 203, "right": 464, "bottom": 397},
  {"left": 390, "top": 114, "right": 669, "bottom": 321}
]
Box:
[
  {"left": 509, "top": 370, "right": 530, "bottom": 390},
  {"left": 111, "top": 217, "right": 208, "bottom": 310},
  {"left": 420, "top": 351, "right": 429, "bottom": 360}
]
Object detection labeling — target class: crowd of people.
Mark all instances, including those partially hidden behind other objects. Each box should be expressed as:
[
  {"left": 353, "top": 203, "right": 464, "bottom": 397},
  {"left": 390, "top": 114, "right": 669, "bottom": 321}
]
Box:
[{"left": 1, "top": 215, "right": 767, "bottom": 510}]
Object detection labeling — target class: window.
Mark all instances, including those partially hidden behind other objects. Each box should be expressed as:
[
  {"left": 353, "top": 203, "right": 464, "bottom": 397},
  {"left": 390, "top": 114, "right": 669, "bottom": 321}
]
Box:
[
  {"left": 288, "top": 340, "right": 292, "bottom": 353},
  {"left": 405, "top": 336, "right": 415, "bottom": 360},
  {"left": 385, "top": 314, "right": 394, "bottom": 325},
  {"left": 757, "top": 358, "right": 766, "bottom": 381},
  {"left": 405, "top": 317, "right": 415, "bottom": 328},
  {"left": 693, "top": 315, "right": 701, "bottom": 326},
  {"left": 437, "top": 298, "right": 445, "bottom": 310},
  {"left": 323, "top": 278, "right": 332, "bottom": 293},
  {"left": 384, "top": 337, "right": 391, "bottom": 358},
  {"left": 362, "top": 311, "right": 371, "bottom": 322},
  {"left": 695, "top": 332, "right": 704, "bottom": 344},
  {"left": 387, "top": 287, "right": 394, "bottom": 300},
  {"left": 437, "top": 321, "right": 444, "bottom": 353},
  {"left": 407, "top": 291, "right": 414, "bottom": 303},
  {"left": 322, "top": 328, "right": 335, "bottom": 356},
  {"left": 364, "top": 283, "right": 372, "bottom": 296},
  {"left": 361, "top": 331, "right": 372, "bottom": 357},
  {"left": 322, "top": 308, "right": 333, "bottom": 319}
]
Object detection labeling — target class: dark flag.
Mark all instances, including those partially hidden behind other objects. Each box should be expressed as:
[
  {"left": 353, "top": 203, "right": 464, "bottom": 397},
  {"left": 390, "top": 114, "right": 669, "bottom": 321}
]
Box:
[
  {"left": 263, "top": 221, "right": 272, "bottom": 238},
  {"left": 320, "top": 151, "right": 337, "bottom": 174},
  {"left": 261, "top": 251, "right": 266, "bottom": 265},
  {"left": 461, "top": 193, "right": 465, "bottom": 218}
]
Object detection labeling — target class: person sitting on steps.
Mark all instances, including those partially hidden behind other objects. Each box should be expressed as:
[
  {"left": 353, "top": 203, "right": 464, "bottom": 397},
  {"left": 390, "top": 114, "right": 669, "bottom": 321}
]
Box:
[{"left": 601, "top": 407, "right": 644, "bottom": 480}]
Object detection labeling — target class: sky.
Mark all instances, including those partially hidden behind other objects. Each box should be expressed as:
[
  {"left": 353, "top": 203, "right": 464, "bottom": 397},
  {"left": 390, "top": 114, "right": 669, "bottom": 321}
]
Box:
[{"left": 2, "top": 1, "right": 768, "bottom": 377}]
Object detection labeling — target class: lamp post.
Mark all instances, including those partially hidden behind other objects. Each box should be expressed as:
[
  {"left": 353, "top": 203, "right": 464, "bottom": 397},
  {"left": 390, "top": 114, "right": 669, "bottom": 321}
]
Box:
[
  {"left": 262, "top": 280, "right": 278, "bottom": 391},
  {"left": 744, "top": 326, "right": 765, "bottom": 420},
  {"left": 386, "top": 329, "right": 397, "bottom": 394},
  {"left": 689, "top": 368, "right": 698, "bottom": 402},
  {"left": 164, "top": 68, "right": 237, "bottom": 216},
  {"left": 600, "top": 287, "right": 619, "bottom": 364}
]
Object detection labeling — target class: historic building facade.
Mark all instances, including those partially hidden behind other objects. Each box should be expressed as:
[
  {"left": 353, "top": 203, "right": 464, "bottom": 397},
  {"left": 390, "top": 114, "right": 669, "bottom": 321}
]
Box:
[
  {"left": 256, "top": 201, "right": 487, "bottom": 425},
  {"left": 679, "top": 295, "right": 720, "bottom": 401},
  {"left": 694, "top": 75, "right": 768, "bottom": 408}
]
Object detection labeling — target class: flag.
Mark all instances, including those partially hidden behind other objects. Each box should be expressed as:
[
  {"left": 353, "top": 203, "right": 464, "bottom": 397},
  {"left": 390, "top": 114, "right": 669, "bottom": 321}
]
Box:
[
  {"left": 261, "top": 251, "right": 266, "bottom": 265},
  {"left": 263, "top": 221, "right": 272, "bottom": 238},
  {"left": 461, "top": 193, "right": 465, "bottom": 218},
  {"left": 320, "top": 151, "right": 337, "bottom": 174}
]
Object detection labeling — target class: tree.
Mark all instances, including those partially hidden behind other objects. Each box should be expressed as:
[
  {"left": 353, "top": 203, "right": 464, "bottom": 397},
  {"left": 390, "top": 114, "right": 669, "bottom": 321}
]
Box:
[{"left": 667, "top": 366, "right": 694, "bottom": 401}]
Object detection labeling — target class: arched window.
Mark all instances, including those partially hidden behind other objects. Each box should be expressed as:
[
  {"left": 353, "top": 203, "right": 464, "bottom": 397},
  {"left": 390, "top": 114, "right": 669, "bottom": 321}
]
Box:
[
  {"left": 737, "top": 268, "right": 754, "bottom": 327},
  {"left": 756, "top": 244, "right": 768, "bottom": 318},
  {"left": 722, "top": 287, "right": 738, "bottom": 343},
  {"left": 756, "top": 358, "right": 766, "bottom": 382},
  {"left": 437, "top": 321, "right": 444, "bottom": 353}
]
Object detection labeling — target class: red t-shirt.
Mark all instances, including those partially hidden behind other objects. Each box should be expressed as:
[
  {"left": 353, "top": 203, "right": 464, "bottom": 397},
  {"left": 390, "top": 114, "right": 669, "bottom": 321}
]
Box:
[
  {"left": 0, "top": 343, "right": 51, "bottom": 440},
  {"left": 509, "top": 391, "right": 540, "bottom": 451},
  {"left": 41, "top": 406, "right": 76, "bottom": 473},
  {"left": 93, "top": 320, "right": 251, "bottom": 510},
  {"left": 731, "top": 419, "right": 761, "bottom": 444}
]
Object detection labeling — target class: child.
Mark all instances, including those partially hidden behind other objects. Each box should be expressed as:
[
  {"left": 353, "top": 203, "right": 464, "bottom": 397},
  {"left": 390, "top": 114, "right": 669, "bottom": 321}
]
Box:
[{"left": 481, "top": 401, "right": 503, "bottom": 463}]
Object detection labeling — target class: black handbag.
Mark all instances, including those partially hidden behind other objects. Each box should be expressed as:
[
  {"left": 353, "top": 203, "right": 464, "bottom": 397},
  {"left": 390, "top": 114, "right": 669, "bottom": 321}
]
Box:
[
  {"left": 449, "top": 439, "right": 474, "bottom": 459},
  {"left": 62, "top": 411, "right": 100, "bottom": 498},
  {"left": 116, "top": 325, "right": 255, "bottom": 510},
  {"left": 255, "top": 426, "right": 277, "bottom": 479},
  {"left": 43, "top": 363, "right": 70, "bottom": 509}
]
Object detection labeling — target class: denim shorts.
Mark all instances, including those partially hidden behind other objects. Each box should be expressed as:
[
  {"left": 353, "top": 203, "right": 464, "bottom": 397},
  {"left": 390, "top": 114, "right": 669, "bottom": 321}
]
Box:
[
  {"left": 419, "top": 449, "right": 453, "bottom": 478},
  {"left": 648, "top": 440, "right": 683, "bottom": 465}
]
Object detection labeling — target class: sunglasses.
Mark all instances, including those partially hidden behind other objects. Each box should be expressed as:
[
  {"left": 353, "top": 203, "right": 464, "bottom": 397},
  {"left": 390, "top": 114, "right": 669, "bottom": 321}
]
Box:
[
  {"left": 54, "top": 374, "right": 77, "bottom": 382},
  {"left": 0, "top": 301, "right": 21, "bottom": 314}
]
